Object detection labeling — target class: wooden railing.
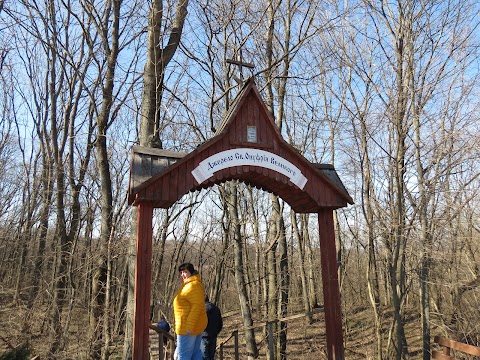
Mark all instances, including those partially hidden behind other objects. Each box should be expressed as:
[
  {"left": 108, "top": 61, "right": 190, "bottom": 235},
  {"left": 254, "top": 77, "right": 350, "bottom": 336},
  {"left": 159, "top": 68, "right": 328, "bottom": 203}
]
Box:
[
  {"left": 149, "top": 324, "right": 175, "bottom": 360},
  {"left": 218, "top": 330, "right": 239, "bottom": 360},
  {"left": 218, "top": 307, "right": 324, "bottom": 359},
  {"left": 433, "top": 335, "right": 480, "bottom": 359}
]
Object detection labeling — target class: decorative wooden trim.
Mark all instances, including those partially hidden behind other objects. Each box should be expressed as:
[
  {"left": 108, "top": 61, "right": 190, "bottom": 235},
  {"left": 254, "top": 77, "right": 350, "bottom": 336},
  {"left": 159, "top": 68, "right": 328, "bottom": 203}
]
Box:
[
  {"left": 128, "top": 78, "right": 353, "bottom": 211},
  {"left": 229, "top": 141, "right": 272, "bottom": 149}
]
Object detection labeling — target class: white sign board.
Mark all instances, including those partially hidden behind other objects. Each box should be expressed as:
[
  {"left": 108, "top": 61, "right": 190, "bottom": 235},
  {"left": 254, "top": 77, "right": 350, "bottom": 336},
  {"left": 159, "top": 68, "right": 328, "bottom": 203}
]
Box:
[{"left": 191, "top": 148, "right": 308, "bottom": 189}]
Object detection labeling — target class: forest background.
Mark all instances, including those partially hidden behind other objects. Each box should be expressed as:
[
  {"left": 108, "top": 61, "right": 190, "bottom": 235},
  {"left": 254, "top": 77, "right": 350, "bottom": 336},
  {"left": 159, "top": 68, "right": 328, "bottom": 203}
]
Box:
[{"left": 0, "top": 0, "right": 479, "bottom": 359}]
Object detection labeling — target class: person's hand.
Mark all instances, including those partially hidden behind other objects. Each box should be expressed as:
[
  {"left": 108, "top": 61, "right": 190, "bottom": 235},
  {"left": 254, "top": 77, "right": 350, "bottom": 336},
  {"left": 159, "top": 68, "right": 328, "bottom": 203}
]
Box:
[{"left": 186, "top": 329, "right": 193, "bottom": 335}]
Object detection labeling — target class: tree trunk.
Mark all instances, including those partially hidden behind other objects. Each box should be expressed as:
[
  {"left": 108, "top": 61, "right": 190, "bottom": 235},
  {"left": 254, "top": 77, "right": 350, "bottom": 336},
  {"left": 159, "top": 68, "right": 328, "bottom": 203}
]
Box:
[
  {"left": 275, "top": 197, "right": 288, "bottom": 360},
  {"left": 389, "top": 36, "right": 409, "bottom": 358},
  {"left": 291, "top": 213, "right": 312, "bottom": 323},
  {"left": 358, "top": 108, "right": 383, "bottom": 359},
  {"left": 89, "top": 1, "right": 120, "bottom": 357},
  {"left": 124, "top": 2, "right": 190, "bottom": 357},
  {"left": 266, "top": 201, "right": 278, "bottom": 360},
  {"left": 412, "top": 85, "right": 432, "bottom": 360},
  {"left": 248, "top": 187, "right": 262, "bottom": 312},
  {"left": 30, "top": 159, "right": 54, "bottom": 306},
  {"left": 47, "top": 7, "right": 71, "bottom": 351},
  {"left": 224, "top": 182, "right": 258, "bottom": 359},
  {"left": 305, "top": 227, "right": 320, "bottom": 309},
  {"left": 140, "top": 0, "right": 189, "bottom": 148}
]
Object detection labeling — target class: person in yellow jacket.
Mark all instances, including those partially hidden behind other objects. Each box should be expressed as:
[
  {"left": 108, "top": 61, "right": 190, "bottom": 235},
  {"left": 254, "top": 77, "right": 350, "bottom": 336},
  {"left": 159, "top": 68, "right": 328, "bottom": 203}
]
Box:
[{"left": 173, "top": 263, "right": 208, "bottom": 360}]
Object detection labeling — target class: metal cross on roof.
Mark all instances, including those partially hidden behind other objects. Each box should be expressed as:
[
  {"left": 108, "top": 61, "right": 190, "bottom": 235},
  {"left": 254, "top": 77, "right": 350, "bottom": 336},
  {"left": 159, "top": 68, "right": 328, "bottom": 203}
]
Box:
[{"left": 226, "top": 58, "right": 255, "bottom": 85}]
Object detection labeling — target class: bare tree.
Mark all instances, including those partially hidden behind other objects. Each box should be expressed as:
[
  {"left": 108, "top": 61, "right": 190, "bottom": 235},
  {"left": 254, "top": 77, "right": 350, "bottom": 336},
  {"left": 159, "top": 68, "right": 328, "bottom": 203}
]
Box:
[
  {"left": 1, "top": 1, "right": 480, "bottom": 359},
  {"left": 139, "top": 0, "right": 189, "bottom": 149},
  {"left": 221, "top": 182, "right": 259, "bottom": 359},
  {"left": 124, "top": 1, "right": 190, "bottom": 358}
]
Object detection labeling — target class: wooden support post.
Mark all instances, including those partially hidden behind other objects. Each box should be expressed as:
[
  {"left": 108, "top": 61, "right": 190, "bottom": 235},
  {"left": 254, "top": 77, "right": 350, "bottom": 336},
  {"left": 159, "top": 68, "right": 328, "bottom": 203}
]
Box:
[
  {"left": 133, "top": 202, "right": 154, "bottom": 360},
  {"left": 267, "top": 322, "right": 275, "bottom": 360},
  {"left": 234, "top": 330, "right": 239, "bottom": 360},
  {"left": 159, "top": 332, "right": 165, "bottom": 360},
  {"left": 318, "top": 209, "right": 345, "bottom": 360}
]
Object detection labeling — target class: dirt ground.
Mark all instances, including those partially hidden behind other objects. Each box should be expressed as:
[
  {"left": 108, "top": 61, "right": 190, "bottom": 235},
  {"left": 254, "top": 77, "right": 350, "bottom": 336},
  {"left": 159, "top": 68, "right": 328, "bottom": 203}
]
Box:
[{"left": 0, "top": 291, "right": 441, "bottom": 359}]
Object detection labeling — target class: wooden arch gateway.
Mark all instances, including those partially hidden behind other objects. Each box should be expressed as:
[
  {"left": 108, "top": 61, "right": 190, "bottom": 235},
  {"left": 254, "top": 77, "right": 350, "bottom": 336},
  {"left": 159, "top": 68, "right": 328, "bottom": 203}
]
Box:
[{"left": 128, "top": 78, "right": 353, "bottom": 360}]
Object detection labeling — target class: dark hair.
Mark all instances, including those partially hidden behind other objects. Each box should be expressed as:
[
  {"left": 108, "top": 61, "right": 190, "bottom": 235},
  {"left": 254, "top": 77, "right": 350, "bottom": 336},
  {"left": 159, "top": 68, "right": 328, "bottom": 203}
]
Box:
[{"left": 178, "top": 262, "right": 195, "bottom": 274}]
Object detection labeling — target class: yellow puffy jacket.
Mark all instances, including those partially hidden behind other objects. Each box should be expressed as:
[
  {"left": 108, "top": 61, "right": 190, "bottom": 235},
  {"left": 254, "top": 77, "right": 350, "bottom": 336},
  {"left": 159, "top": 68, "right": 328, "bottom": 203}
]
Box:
[{"left": 173, "top": 273, "right": 207, "bottom": 335}]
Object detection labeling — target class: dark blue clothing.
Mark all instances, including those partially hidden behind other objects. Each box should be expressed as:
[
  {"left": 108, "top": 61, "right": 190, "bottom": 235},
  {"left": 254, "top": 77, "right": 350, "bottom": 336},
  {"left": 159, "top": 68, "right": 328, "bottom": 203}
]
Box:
[
  {"left": 201, "top": 335, "right": 217, "bottom": 360},
  {"left": 201, "top": 301, "right": 223, "bottom": 360},
  {"left": 157, "top": 320, "right": 170, "bottom": 332}
]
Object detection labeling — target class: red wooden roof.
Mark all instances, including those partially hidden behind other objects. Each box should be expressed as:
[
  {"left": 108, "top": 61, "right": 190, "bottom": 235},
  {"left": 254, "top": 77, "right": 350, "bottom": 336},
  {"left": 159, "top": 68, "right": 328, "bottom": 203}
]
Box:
[{"left": 128, "top": 78, "right": 353, "bottom": 213}]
